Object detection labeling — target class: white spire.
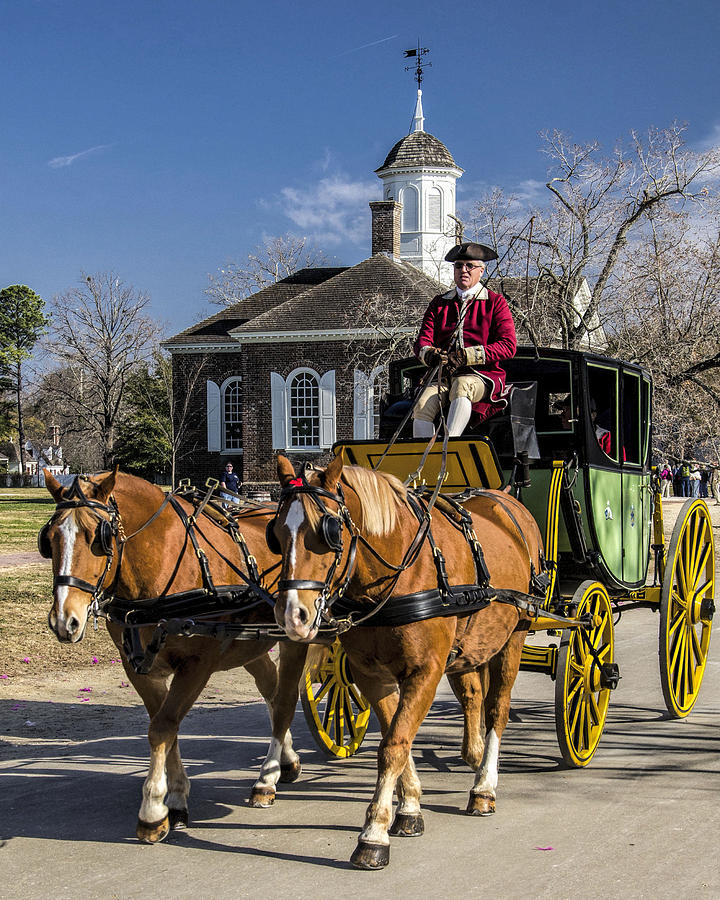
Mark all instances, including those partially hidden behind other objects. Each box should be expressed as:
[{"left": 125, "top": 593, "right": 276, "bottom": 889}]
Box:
[{"left": 412, "top": 89, "right": 424, "bottom": 133}]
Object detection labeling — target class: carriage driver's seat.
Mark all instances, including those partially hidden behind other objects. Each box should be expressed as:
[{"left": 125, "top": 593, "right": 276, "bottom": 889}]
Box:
[{"left": 471, "top": 381, "right": 540, "bottom": 461}]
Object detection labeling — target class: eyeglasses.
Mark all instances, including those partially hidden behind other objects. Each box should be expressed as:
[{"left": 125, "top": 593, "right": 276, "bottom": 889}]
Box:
[{"left": 454, "top": 262, "right": 484, "bottom": 271}]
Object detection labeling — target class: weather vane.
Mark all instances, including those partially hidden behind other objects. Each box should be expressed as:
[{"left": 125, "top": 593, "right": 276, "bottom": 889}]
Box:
[{"left": 403, "top": 40, "right": 431, "bottom": 88}]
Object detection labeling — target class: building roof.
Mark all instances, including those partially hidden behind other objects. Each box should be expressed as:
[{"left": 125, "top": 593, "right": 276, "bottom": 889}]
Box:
[
  {"left": 376, "top": 131, "right": 460, "bottom": 173},
  {"left": 163, "top": 267, "right": 347, "bottom": 346},
  {"left": 229, "top": 253, "right": 440, "bottom": 339}
]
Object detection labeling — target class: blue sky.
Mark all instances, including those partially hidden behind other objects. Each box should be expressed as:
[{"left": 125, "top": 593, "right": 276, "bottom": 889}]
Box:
[{"left": 2, "top": 0, "right": 719, "bottom": 334}]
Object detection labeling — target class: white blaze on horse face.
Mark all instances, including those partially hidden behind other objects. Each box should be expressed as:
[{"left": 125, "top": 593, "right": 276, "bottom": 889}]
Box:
[
  {"left": 54, "top": 515, "right": 79, "bottom": 630},
  {"left": 281, "top": 499, "right": 317, "bottom": 640}
]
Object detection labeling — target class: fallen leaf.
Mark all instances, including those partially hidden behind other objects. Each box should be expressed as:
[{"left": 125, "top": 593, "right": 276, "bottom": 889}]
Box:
[{"left": 534, "top": 846, "right": 554, "bottom": 851}]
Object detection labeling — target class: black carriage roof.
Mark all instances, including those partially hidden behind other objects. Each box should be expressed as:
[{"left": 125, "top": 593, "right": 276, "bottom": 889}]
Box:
[{"left": 512, "top": 345, "right": 652, "bottom": 381}]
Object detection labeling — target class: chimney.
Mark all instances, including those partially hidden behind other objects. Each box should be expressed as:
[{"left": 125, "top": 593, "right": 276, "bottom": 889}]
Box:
[{"left": 369, "top": 200, "right": 402, "bottom": 258}]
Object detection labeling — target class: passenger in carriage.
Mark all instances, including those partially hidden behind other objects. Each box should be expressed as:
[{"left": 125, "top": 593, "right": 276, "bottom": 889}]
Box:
[
  {"left": 412, "top": 242, "right": 517, "bottom": 437},
  {"left": 556, "top": 394, "right": 619, "bottom": 459}
]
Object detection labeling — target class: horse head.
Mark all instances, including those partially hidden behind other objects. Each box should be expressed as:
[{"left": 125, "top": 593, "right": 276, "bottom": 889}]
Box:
[
  {"left": 271, "top": 454, "right": 348, "bottom": 641},
  {"left": 43, "top": 468, "right": 119, "bottom": 642}
]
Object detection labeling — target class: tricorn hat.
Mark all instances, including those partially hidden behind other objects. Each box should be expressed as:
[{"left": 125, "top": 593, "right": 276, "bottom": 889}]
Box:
[{"left": 445, "top": 242, "right": 498, "bottom": 263}]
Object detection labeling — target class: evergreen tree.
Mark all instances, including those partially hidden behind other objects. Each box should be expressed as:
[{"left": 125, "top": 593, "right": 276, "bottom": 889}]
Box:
[{"left": 0, "top": 285, "right": 48, "bottom": 477}]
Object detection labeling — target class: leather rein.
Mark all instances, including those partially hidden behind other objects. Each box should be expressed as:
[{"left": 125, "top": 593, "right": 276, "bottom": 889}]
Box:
[
  {"left": 274, "top": 469, "right": 495, "bottom": 635},
  {"left": 44, "top": 478, "right": 277, "bottom": 624}
]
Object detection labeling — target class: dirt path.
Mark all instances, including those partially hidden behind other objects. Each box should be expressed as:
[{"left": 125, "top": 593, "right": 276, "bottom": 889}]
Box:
[{"left": 0, "top": 551, "right": 44, "bottom": 568}]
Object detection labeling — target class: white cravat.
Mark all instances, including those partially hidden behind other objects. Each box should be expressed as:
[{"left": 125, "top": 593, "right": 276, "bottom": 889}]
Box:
[{"left": 453, "top": 284, "right": 482, "bottom": 349}]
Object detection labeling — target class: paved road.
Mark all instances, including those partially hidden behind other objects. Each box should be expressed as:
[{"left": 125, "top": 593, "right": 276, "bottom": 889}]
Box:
[{"left": 1, "top": 498, "right": 719, "bottom": 898}]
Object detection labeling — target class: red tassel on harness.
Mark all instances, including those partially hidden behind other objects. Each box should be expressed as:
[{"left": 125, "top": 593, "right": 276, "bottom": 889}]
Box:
[{"left": 288, "top": 477, "right": 303, "bottom": 487}]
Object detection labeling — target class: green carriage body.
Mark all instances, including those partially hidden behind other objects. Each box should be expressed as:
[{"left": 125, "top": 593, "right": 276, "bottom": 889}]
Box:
[{"left": 325, "top": 346, "right": 714, "bottom": 765}]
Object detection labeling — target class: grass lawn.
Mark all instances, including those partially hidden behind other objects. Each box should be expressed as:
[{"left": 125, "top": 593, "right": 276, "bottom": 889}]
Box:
[
  {"left": 0, "top": 499, "right": 55, "bottom": 553},
  {"left": 0, "top": 565, "right": 116, "bottom": 675}
]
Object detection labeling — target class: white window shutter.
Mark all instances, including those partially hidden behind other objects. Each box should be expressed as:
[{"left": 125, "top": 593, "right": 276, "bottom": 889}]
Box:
[
  {"left": 319, "top": 370, "right": 336, "bottom": 449},
  {"left": 353, "top": 370, "right": 370, "bottom": 439},
  {"left": 206, "top": 380, "right": 221, "bottom": 451},
  {"left": 271, "top": 372, "right": 287, "bottom": 449}
]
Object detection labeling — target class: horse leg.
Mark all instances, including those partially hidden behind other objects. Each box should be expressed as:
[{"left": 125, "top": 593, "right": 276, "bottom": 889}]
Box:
[
  {"left": 119, "top": 659, "right": 193, "bottom": 833},
  {"left": 136, "top": 658, "right": 217, "bottom": 843},
  {"left": 250, "top": 642, "right": 308, "bottom": 807},
  {"left": 467, "top": 631, "right": 525, "bottom": 816},
  {"left": 350, "top": 667, "right": 443, "bottom": 870},
  {"left": 446, "top": 669, "right": 494, "bottom": 816}
]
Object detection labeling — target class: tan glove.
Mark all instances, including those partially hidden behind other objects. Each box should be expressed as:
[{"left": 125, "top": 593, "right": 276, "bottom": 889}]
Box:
[{"left": 422, "top": 346, "right": 449, "bottom": 366}]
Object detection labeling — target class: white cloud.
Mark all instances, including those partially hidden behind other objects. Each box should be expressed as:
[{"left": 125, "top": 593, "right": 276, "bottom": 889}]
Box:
[
  {"left": 47, "top": 144, "right": 111, "bottom": 169},
  {"left": 272, "top": 173, "right": 380, "bottom": 246}
]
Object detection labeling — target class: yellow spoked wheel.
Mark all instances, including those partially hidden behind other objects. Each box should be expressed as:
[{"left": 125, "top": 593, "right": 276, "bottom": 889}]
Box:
[
  {"left": 555, "top": 581, "right": 617, "bottom": 768},
  {"left": 300, "top": 639, "right": 371, "bottom": 758},
  {"left": 659, "top": 499, "right": 715, "bottom": 718}
]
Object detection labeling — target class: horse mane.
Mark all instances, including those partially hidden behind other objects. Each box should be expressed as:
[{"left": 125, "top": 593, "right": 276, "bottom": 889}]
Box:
[{"left": 340, "top": 466, "right": 408, "bottom": 536}]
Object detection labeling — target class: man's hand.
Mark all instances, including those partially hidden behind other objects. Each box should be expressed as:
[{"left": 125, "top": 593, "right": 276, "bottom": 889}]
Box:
[
  {"left": 448, "top": 348, "right": 467, "bottom": 369},
  {"left": 424, "top": 346, "right": 449, "bottom": 366}
]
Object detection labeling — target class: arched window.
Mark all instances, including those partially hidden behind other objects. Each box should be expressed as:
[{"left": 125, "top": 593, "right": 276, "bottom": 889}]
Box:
[
  {"left": 289, "top": 370, "right": 320, "bottom": 449},
  {"left": 271, "top": 368, "right": 336, "bottom": 450},
  {"left": 221, "top": 377, "right": 243, "bottom": 450},
  {"left": 427, "top": 188, "right": 442, "bottom": 231},
  {"left": 400, "top": 185, "right": 419, "bottom": 232}
]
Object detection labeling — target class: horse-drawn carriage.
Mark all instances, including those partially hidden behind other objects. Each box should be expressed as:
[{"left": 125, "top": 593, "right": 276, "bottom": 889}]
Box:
[
  {"left": 39, "top": 344, "right": 715, "bottom": 867},
  {"left": 302, "top": 346, "right": 715, "bottom": 766}
]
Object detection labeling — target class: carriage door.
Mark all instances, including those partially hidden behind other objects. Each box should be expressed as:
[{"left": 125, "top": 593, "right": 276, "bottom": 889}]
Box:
[{"left": 621, "top": 370, "right": 651, "bottom": 585}]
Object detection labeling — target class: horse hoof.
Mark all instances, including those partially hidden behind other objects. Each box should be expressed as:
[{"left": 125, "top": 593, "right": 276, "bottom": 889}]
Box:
[
  {"left": 249, "top": 787, "right": 276, "bottom": 808},
  {"left": 389, "top": 812, "right": 425, "bottom": 836},
  {"left": 136, "top": 816, "right": 170, "bottom": 843},
  {"left": 279, "top": 761, "right": 302, "bottom": 783},
  {"left": 350, "top": 840, "right": 390, "bottom": 870},
  {"left": 168, "top": 808, "right": 189, "bottom": 830},
  {"left": 466, "top": 793, "right": 495, "bottom": 816}
]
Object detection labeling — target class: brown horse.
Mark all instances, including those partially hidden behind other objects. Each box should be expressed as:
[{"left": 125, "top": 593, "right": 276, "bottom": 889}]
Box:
[
  {"left": 43, "top": 468, "right": 308, "bottom": 842},
  {"left": 270, "top": 453, "right": 544, "bottom": 869}
]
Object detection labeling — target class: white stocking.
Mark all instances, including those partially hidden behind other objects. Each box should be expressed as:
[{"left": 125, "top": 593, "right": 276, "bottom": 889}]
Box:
[
  {"left": 413, "top": 418, "right": 435, "bottom": 438},
  {"left": 447, "top": 396, "right": 472, "bottom": 436}
]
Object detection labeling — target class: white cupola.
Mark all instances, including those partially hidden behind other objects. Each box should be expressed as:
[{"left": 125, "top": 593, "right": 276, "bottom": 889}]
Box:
[{"left": 375, "top": 89, "right": 463, "bottom": 284}]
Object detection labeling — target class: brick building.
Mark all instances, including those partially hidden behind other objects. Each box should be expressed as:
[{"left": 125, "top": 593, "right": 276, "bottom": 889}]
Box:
[{"left": 163, "top": 91, "right": 464, "bottom": 494}]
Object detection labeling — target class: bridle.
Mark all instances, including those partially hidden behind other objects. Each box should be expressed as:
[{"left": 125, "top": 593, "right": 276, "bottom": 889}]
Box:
[
  {"left": 268, "top": 472, "right": 360, "bottom": 633},
  {"left": 270, "top": 468, "right": 438, "bottom": 633},
  {"left": 39, "top": 476, "right": 123, "bottom": 613}
]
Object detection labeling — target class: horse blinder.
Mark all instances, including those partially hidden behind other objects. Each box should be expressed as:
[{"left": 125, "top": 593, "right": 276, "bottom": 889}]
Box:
[
  {"left": 92, "top": 518, "right": 114, "bottom": 557},
  {"left": 320, "top": 514, "right": 343, "bottom": 553},
  {"left": 265, "top": 518, "right": 281, "bottom": 555},
  {"left": 38, "top": 524, "right": 52, "bottom": 559}
]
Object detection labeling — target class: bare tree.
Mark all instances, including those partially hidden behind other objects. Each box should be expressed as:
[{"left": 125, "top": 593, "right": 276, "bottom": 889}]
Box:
[
  {"left": 206, "top": 234, "right": 328, "bottom": 305},
  {"left": 148, "top": 352, "right": 208, "bottom": 487},
  {"left": 468, "top": 125, "right": 720, "bottom": 349},
  {"left": 45, "top": 273, "right": 162, "bottom": 468},
  {"left": 609, "top": 212, "right": 720, "bottom": 457}
]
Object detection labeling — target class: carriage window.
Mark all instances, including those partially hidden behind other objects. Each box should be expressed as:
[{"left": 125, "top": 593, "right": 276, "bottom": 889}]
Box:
[
  {"left": 641, "top": 377, "right": 651, "bottom": 464},
  {"left": 622, "top": 372, "right": 641, "bottom": 465},
  {"left": 587, "top": 363, "right": 618, "bottom": 462},
  {"left": 289, "top": 371, "right": 320, "bottom": 449},
  {"left": 501, "top": 356, "right": 573, "bottom": 435},
  {"left": 222, "top": 377, "right": 242, "bottom": 450}
]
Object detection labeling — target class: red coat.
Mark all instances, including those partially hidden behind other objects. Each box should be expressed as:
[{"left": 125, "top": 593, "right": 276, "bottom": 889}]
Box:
[{"left": 413, "top": 286, "right": 517, "bottom": 422}]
